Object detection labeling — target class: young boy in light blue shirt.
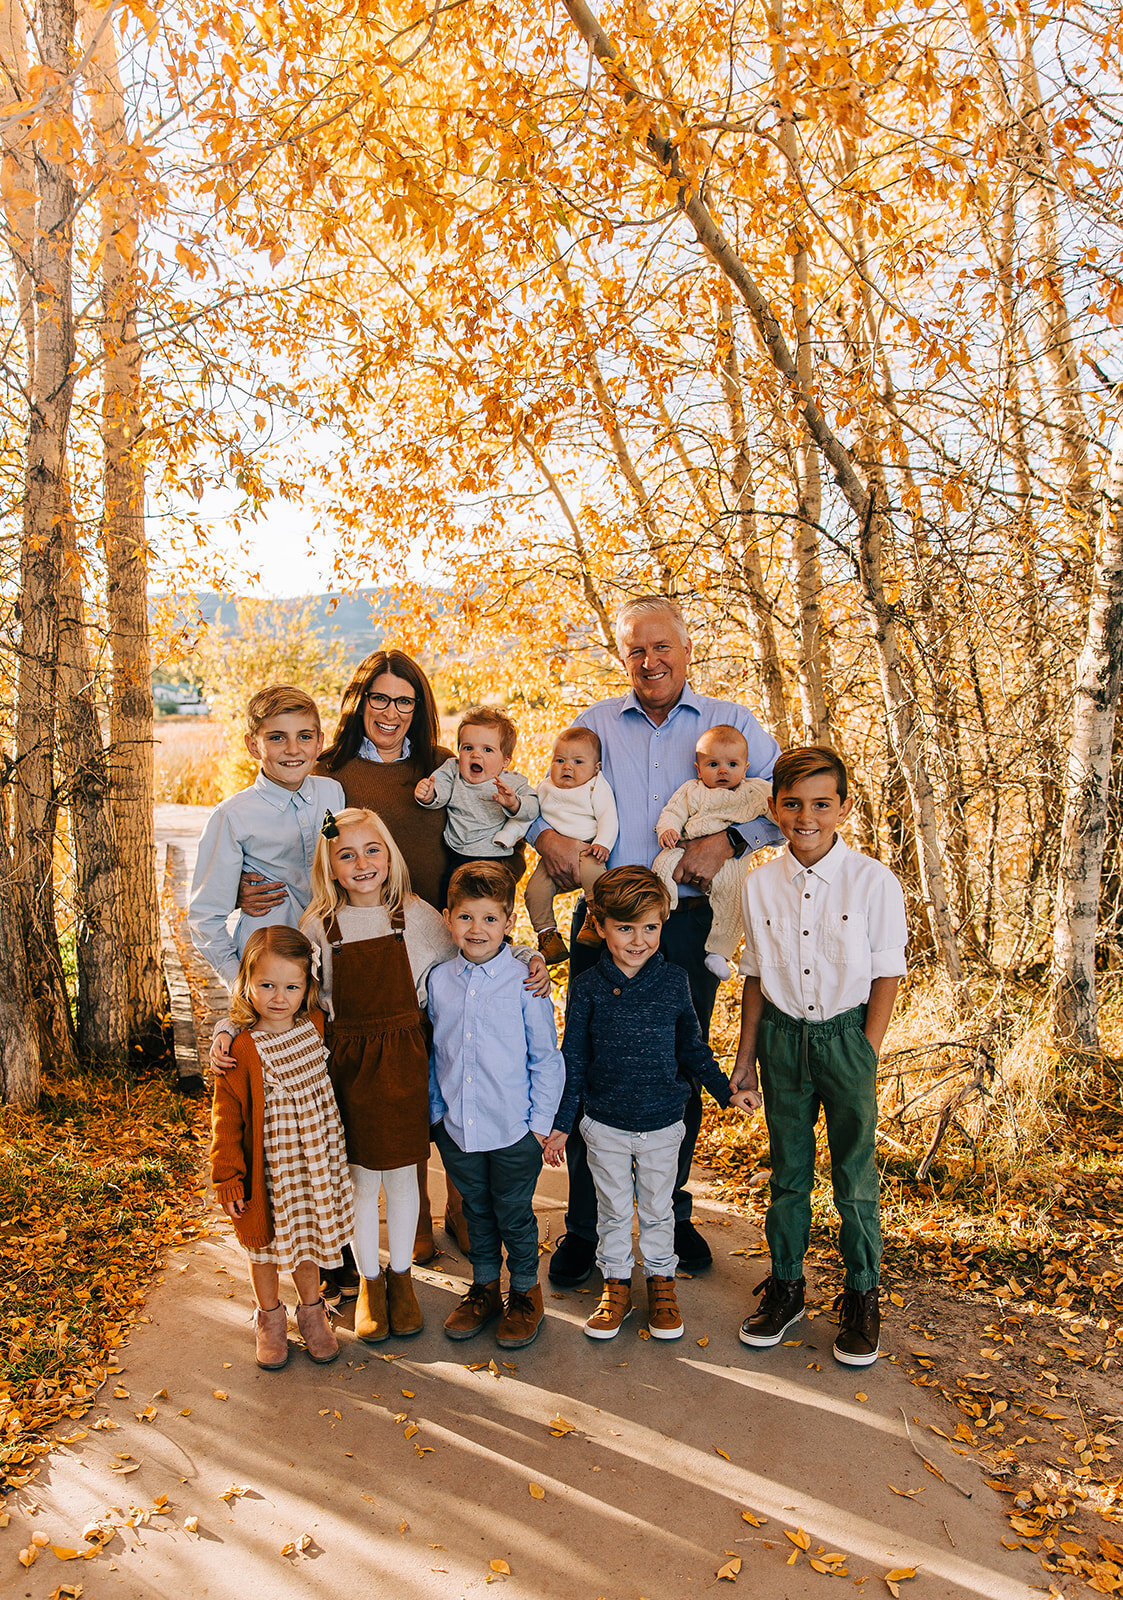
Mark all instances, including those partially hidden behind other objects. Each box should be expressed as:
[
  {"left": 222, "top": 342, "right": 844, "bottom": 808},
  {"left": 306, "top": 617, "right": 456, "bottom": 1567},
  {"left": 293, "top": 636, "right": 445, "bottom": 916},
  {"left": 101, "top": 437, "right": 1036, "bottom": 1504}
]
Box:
[
  {"left": 428, "top": 860, "right": 564, "bottom": 1352},
  {"left": 189, "top": 686, "right": 345, "bottom": 988}
]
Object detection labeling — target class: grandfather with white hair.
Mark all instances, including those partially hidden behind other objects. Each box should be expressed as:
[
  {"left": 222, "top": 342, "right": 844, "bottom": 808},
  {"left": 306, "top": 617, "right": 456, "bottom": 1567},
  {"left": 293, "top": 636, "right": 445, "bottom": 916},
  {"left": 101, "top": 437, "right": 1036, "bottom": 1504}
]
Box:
[{"left": 529, "top": 595, "right": 781, "bottom": 1285}]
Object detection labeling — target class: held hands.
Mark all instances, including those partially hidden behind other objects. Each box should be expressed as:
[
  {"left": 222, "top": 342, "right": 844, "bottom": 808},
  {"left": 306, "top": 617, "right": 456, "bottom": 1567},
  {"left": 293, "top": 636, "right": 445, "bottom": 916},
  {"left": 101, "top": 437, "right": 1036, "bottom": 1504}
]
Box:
[
  {"left": 541, "top": 1130, "right": 568, "bottom": 1167},
  {"left": 524, "top": 955, "right": 551, "bottom": 997},
  {"left": 493, "top": 776, "right": 519, "bottom": 814},
  {"left": 728, "top": 1086, "right": 763, "bottom": 1113},
  {"left": 658, "top": 828, "right": 681, "bottom": 850},
  {"left": 582, "top": 843, "right": 610, "bottom": 864},
  {"left": 414, "top": 775, "right": 436, "bottom": 804}
]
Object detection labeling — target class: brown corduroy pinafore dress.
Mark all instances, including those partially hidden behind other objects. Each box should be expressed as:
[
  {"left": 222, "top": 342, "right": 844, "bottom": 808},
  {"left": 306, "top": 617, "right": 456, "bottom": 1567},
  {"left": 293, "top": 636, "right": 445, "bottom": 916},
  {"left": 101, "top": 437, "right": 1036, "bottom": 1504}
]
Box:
[{"left": 324, "top": 905, "right": 431, "bottom": 1171}]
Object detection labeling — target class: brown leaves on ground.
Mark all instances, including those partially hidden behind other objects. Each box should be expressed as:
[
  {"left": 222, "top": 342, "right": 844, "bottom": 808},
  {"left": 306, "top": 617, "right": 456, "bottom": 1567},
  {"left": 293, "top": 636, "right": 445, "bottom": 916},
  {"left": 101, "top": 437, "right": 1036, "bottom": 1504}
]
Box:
[{"left": 0, "top": 1064, "right": 208, "bottom": 1491}]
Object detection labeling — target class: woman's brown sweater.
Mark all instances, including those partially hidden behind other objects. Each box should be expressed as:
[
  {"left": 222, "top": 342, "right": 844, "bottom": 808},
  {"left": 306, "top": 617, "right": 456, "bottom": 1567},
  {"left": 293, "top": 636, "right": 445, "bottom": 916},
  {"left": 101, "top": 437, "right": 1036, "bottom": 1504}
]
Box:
[{"left": 320, "top": 748, "right": 452, "bottom": 909}]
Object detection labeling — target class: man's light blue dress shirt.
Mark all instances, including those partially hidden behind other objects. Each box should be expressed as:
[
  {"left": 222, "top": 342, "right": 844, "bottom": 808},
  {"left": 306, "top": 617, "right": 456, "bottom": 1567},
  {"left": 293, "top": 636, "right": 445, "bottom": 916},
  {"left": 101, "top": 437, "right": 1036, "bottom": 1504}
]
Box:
[
  {"left": 188, "top": 770, "right": 346, "bottom": 987},
  {"left": 527, "top": 685, "right": 782, "bottom": 895},
  {"left": 428, "top": 946, "right": 565, "bottom": 1152}
]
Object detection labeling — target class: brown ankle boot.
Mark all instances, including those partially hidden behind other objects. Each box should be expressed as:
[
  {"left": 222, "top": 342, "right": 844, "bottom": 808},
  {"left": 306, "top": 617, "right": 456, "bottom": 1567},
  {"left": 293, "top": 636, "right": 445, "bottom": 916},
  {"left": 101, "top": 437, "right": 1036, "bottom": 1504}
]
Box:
[
  {"left": 296, "top": 1298, "right": 339, "bottom": 1363},
  {"left": 253, "top": 1303, "right": 289, "bottom": 1369},
  {"left": 497, "top": 1284, "right": 544, "bottom": 1349},
  {"left": 443, "top": 1182, "right": 471, "bottom": 1256},
  {"left": 386, "top": 1267, "right": 423, "bottom": 1336},
  {"left": 575, "top": 911, "right": 603, "bottom": 948},
  {"left": 354, "top": 1273, "right": 389, "bottom": 1343},
  {"left": 414, "top": 1160, "right": 437, "bottom": 1265},
  {"left": 443, "top": 1281, "right": 502, "bottom": 1340}
]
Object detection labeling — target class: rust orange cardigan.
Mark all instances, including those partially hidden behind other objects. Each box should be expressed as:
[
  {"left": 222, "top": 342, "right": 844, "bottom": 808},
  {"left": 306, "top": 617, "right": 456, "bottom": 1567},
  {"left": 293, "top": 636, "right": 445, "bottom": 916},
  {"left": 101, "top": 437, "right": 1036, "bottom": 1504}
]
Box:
[{"left": 209, "top": 1011, "right": 326, "bottom": 1251}]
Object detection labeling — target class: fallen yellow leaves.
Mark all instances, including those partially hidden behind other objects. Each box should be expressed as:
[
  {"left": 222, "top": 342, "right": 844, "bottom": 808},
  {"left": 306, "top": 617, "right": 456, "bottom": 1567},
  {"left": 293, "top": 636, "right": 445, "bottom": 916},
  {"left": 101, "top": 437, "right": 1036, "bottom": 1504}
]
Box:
[
  {"left": 528, "top": 1483, "right": 545, "bottom": 1500},
  {"left": 885, "top": 1568, "right": 917, "bottom": 1597},
  {"left": 489, "top": 1558, "right": 511, "bottom": 1574},
  {"left": 714, "top": 1446, "right": 731, "bottom": 1461},
  {"left": 280, "top": 1533, "right": 312, "bottom": 1557},
  {"left": 785, "top": 1528, "right": 811, "bottom": 1550},
  {"left": 548, "top": 1415, "right": 575, "bottom": 1437},
  {"left": 717, "top": 1556, "right": 742, "bottom": 1580},
  {"left": 218, "top": 1484, "right": 249, "bottom": 1502},
  {"left": 740, "top": 1510, "right": 767, "bottom": 1526},
  {"left": 212, "top": 1390, "right": 228, "bottom": 1401}
]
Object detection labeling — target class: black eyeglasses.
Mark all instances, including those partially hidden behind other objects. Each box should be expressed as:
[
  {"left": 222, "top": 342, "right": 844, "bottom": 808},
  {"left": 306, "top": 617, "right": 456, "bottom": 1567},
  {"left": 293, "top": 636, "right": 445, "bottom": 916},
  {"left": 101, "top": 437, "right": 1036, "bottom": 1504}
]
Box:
[{"left": 365, "top": 691, "right": 416, "bottom": 713}]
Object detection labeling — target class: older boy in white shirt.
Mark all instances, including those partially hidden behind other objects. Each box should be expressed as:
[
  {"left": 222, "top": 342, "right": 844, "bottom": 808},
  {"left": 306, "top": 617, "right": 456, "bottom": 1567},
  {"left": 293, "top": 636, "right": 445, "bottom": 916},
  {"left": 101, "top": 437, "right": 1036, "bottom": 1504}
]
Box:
[{"left": 730, "top": 747, "right": 907, "bottom": 1368}]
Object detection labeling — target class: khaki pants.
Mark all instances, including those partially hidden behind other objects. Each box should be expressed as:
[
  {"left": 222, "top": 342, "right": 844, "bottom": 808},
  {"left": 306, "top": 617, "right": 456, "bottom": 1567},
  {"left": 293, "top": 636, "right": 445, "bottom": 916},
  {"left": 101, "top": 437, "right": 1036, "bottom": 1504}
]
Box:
[{"left": 523, "top": 853, "right": 606, "bottom": 933}]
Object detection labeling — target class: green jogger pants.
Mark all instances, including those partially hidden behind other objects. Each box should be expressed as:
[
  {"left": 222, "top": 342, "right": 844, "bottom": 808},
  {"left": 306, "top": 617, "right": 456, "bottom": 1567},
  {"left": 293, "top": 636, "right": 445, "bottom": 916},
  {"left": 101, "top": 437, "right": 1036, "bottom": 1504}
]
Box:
[{"left": 758, "top": 1001, "right": 881, "bottom": 1293}]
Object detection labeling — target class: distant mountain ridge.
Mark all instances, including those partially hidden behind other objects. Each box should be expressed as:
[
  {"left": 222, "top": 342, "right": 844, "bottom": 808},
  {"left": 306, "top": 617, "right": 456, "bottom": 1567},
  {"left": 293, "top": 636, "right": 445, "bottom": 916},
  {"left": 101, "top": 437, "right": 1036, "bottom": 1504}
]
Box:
[{"left": 154, "top": 587, "right": 451, "bottom": 664}]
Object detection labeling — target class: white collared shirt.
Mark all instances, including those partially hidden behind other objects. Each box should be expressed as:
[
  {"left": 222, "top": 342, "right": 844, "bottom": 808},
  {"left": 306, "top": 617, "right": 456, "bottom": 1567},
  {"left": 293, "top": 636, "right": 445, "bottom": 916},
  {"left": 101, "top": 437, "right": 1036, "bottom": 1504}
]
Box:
[
  {"left": 358, "top": 733, "right": 411, "bottom": 763},
  {"left": 738, "top": 836, "right": 907, "bottom": 1020}
]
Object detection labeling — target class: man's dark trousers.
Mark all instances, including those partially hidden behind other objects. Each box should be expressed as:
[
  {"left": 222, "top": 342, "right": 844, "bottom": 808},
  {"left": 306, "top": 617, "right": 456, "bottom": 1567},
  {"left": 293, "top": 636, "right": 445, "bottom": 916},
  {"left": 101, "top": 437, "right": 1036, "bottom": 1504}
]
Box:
[{"left": 562, "top": 896, "right": 720, "bottom": 1240}]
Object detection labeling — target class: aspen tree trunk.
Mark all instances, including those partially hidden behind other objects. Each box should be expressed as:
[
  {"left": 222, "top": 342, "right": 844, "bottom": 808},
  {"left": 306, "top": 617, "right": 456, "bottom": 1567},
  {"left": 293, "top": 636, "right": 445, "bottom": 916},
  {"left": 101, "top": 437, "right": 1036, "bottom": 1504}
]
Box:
[
  {"left": 14, "top": 0, "right": 79, "bottom": 1073},
  {"left": 1050, "top": 428, "right": 1123, "bottom": 1051},
  {"left": 716, "top": 292, "right": 791, "bottom": 745},
  {"left": 0, "top": 824, "right": 41, "bottom": 1107},
  {"left": 768, "top": 0, "right": 830, "bottom": 742},
  {"left": 555, "top": 0, "right": 962, "bottom": 976},
  {"left": 58, "top": 497, "right": 128, "bottom": 1062},
  {"left": 80, "top": 1, "right": 165, "bottom": 1060}
]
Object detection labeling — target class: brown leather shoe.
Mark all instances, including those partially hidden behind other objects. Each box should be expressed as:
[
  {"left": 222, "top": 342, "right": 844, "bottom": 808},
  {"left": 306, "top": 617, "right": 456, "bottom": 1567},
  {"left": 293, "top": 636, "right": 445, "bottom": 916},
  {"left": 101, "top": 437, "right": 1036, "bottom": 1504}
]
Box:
[
  {"left": 443, "top": 1184, "right": 471, "bottom": 1256},
  {"left": 443, "top": 1280, "right": 502, "bottom": 1340},
  {"left": 413, "top": 1215, "right": 437, "bottom": 1266},
  {"left": 296, "top": 1298, "right": 339, "bottom": 1363},
  {"left": 585, "top": 1278, "right": 633, "bottom": 1340},
  {"left": 354, "top": 1273, "right": 389, "bottom": 1343},
  {"left": 646, "top": 1275, "right": 684, "bottom": 1340},
  {"left": 497, "top": 1284, "right": 544, "bottom": 1349},
  {"left": 575, "top": 912, "right": 603, "bottom": 948},
  {"left": 386, "top": 1267, "right": 423, "bottom": 1336},
  {"left": 536, "top": 929, "right": 569, "bottom": 966},
  {"left": 253, "top": 1303, "right": 289, "bottom": 1369}
]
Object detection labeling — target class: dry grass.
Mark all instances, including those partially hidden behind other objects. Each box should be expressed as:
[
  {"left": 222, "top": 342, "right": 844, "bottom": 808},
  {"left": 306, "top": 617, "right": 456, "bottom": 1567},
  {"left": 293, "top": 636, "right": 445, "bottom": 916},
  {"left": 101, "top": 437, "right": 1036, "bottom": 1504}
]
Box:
[{"left": 153, "top": 718, "right": 228, "bottom": 806}]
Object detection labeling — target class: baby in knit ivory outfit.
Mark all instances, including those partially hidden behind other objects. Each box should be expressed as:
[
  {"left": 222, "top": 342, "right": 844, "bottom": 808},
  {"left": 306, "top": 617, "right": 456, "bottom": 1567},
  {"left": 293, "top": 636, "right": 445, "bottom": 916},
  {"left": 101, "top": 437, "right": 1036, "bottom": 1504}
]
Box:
[
  {"left": 653, "top": 724, "right": 771, "bottom": 980},
  {"left": 524, "top": 727, "right": 619, "bottom": 964}
]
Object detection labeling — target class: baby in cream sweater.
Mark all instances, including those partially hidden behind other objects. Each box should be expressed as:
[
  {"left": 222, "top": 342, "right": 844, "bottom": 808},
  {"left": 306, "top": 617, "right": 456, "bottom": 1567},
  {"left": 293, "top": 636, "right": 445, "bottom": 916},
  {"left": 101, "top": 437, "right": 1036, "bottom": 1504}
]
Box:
[
  {"left": 524, "top": 727, "right": 618, "bottom": 965},
  {"left": 654, "top": 725, "right": 771, "bottom": 979}
]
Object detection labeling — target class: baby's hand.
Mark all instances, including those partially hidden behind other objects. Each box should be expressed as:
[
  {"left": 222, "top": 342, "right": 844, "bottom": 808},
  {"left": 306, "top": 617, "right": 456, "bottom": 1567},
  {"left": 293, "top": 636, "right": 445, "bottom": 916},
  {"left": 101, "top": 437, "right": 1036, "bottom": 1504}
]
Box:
[
  {"left": 582, "top": 843, "right": 610, "bottom": 864},
  {"left": 211, "top": 1031, "right": 235, "bottom": 1075},
  {"left": 728, "top": 1087, "right": 763, "bottom": 1113},
  {"left": 542, "top": 1131, "right": 568, "bottom": 1167},
  {"left": 221, "top": 1196, "right": 246, "bottom": 1219},
  {"left": 414, "top": 775, "right": 436, "bottom": 804},
  {"left": 493, "top": 776, "right": 519, "bottom": 814},
  {"left": 524, "top": 954, "right": 551, "bottom": 997},
  {"left": 658, "top": 828, "right": 681, "bottom": 850}
]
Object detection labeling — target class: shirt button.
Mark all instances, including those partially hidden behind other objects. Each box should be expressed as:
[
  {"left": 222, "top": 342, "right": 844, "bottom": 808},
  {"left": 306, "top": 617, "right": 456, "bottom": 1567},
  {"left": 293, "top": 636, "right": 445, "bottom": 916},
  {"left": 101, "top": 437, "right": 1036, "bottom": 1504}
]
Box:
[
  {"left": 468, "top": 1118, "right": 473, "bottom": 1125},
  {"left": 804, "top": 969, "right": 810, "bottom": 975},
  {"left": 466, "top": 1032, "right": 472, "bottom": 1039},
  {"left": 466, "top": 1076, "right": 472, "bottom": 1083},
  {"left": 802, "top": 930, "right": 808, "bottom": 936},
  {"left": 808, "top": 1005, "right": 815, "bottom": 1012},
  {"left": 469, "top": 989, "right": 476, "bottom": 996},
  {"left": 804, "top": 893, "right": 810, "bottom": 899},
  {"left": 613, "top": 988, "right": 621, "bottom": 996}
]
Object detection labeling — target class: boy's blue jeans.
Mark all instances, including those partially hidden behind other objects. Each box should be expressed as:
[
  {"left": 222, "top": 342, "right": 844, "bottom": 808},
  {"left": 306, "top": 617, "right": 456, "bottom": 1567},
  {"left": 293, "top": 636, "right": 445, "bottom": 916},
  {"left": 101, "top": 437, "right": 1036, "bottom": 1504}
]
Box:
[
  {"left": 758, "top": 1001, "right": 881, "bottom": 1293},
  {"left": 433, "top": 1124, "right": 543, "bottom": 1292}
]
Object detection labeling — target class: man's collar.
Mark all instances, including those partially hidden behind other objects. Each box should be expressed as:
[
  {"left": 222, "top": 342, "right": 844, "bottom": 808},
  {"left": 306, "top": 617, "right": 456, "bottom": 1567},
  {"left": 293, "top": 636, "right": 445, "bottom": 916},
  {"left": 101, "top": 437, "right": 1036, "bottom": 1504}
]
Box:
[
  {"left": 782, "top": 834, "right": 849, "bottom": 882},
  {"left": 253, "top": 769, "right": 310, "bottom": 809},
  {"left": 619, "top": 682, "right": 703, "bottom": 724}
]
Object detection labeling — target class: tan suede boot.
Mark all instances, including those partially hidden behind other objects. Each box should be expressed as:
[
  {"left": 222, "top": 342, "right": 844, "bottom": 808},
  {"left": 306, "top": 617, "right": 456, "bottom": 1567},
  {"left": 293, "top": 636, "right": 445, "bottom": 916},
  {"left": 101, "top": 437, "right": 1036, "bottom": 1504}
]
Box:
[
  {"left": 253, "top": 1303, "right": 289, "bottom": 1369},
  {"left": 414, "top": 1159, "right": 437, "bottom": 1266},
  {"left": 296, "top": 1298, "right": 340, "bottom": 1363},
  {"left": 386, "top": 1267, "right": 423, "bottom": 1336},
  {"left": 354, "top": 1273, "right": 389, "bottom": 1343}
]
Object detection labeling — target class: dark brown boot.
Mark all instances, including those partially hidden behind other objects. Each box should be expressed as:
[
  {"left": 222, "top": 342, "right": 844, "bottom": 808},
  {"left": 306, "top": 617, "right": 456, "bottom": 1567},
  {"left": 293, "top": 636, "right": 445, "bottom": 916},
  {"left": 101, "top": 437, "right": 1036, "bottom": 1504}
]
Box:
[
  {"left": 443, "top": 1281, "right": 502, "bottom": 1340},
  {"left": 443, "top": 1180, "right": 471, "bottom": 1256},
  {"left": 386, "top": 1267, "right": 423, "bottom": 1336},
  {"left": 497, "top": 1284, "right": 544, "bottom": 1350},
  {"left": 414, "top": 1159, "right": 437, "bottom": 1266}
]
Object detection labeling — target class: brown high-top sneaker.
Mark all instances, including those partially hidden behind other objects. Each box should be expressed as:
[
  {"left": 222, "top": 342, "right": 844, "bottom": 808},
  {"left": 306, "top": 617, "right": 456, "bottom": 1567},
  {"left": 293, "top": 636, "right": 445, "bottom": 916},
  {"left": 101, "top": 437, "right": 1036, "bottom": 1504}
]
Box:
[
  {"left": 645, "top": 1275, "right": 684, "bottom": 1341},
  {"left": 497, "top": 1284, "right": 544, "bottom": 1349},
  {"left": 386, "top": 1267, "right": 423, "bottom": 1336},
  {"left": 296, "top": 1298, "right": 339, "bottom": 1364},
  {"left": 536, "top": 929, "right": 569, "bottom": 966},
  {"left": 253, "top": 1303, "right": 289, "bottom": 1369},
  {"left": 584, "top": 1278, "right": 633, "bottom": 1340},
  {"left": 443, "top": 1281, "right": 502, "bottom": 1340},
  {"left": 354, "top": 1273, "right": 389, "bottom": 1343}
]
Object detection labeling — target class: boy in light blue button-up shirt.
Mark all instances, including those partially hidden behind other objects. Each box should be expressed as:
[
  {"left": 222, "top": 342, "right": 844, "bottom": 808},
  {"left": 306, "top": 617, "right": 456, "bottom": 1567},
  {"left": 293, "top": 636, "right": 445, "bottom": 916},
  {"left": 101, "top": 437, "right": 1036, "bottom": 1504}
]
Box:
[
  {"left": 188, "top": 687, "right": 345, "bottom": 988},
  {"left": 428, "top": 861, "right": 564, "bottom": 1352}
]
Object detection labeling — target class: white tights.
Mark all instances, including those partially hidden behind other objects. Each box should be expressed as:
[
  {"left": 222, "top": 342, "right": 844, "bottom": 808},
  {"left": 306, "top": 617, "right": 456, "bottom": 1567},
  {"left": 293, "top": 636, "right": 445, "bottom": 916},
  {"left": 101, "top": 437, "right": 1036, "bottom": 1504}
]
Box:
[{"left": 349, "top": 1163, "right": 419, "bottom": 1277}]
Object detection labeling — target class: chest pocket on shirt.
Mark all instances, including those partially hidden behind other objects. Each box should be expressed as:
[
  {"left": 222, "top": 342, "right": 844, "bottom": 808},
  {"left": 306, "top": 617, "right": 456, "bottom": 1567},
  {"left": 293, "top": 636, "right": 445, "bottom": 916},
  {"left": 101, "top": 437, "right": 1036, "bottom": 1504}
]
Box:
[
  {"left": 480, "top": 996, "right": 525, "bottom": 1047},
  {"left": 822, "top": 911, "right": 867, "bottom": 965},
  {"left": 747, "top": 912, "right": 791, "bottom": 967}
]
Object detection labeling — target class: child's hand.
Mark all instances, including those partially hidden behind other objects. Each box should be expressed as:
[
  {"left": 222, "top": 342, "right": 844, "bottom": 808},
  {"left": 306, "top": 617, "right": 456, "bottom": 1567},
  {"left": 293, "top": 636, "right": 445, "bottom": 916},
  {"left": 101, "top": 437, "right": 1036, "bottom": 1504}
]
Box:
[
  {"left": 729, "top": 1086, "right": 763, "bottom": 1113},
  {"left": 542, "top": 1131, "right": 568, "bottom": 1167},
  {"left": 493, "top": 776, "right": 520, "bottom": 814},
  {"left": 414, "top": 775, "right": 436, "bottom": 804},
  {"left": 221, "top": 1196, "right": 246, "bottom": 1219},
  {"left": 524, "top": 955, "right": 551, "bottom": 997},
  {"left": 211, "top": 1031, "right": 235, "bottom": 1075},
  {"left": 582, "top": 843, "right": 610, "bottom": 864},
  {"left": 658, "top": 828, "right": 681, "bottom": 850}
]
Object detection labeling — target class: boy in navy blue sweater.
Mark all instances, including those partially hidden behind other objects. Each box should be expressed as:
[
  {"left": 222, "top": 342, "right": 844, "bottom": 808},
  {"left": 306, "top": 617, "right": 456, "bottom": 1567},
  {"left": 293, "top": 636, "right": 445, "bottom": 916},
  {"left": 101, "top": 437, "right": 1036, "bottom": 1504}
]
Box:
[{"left": 546, "top": 867, "right": 754, "bottom": 1341}]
